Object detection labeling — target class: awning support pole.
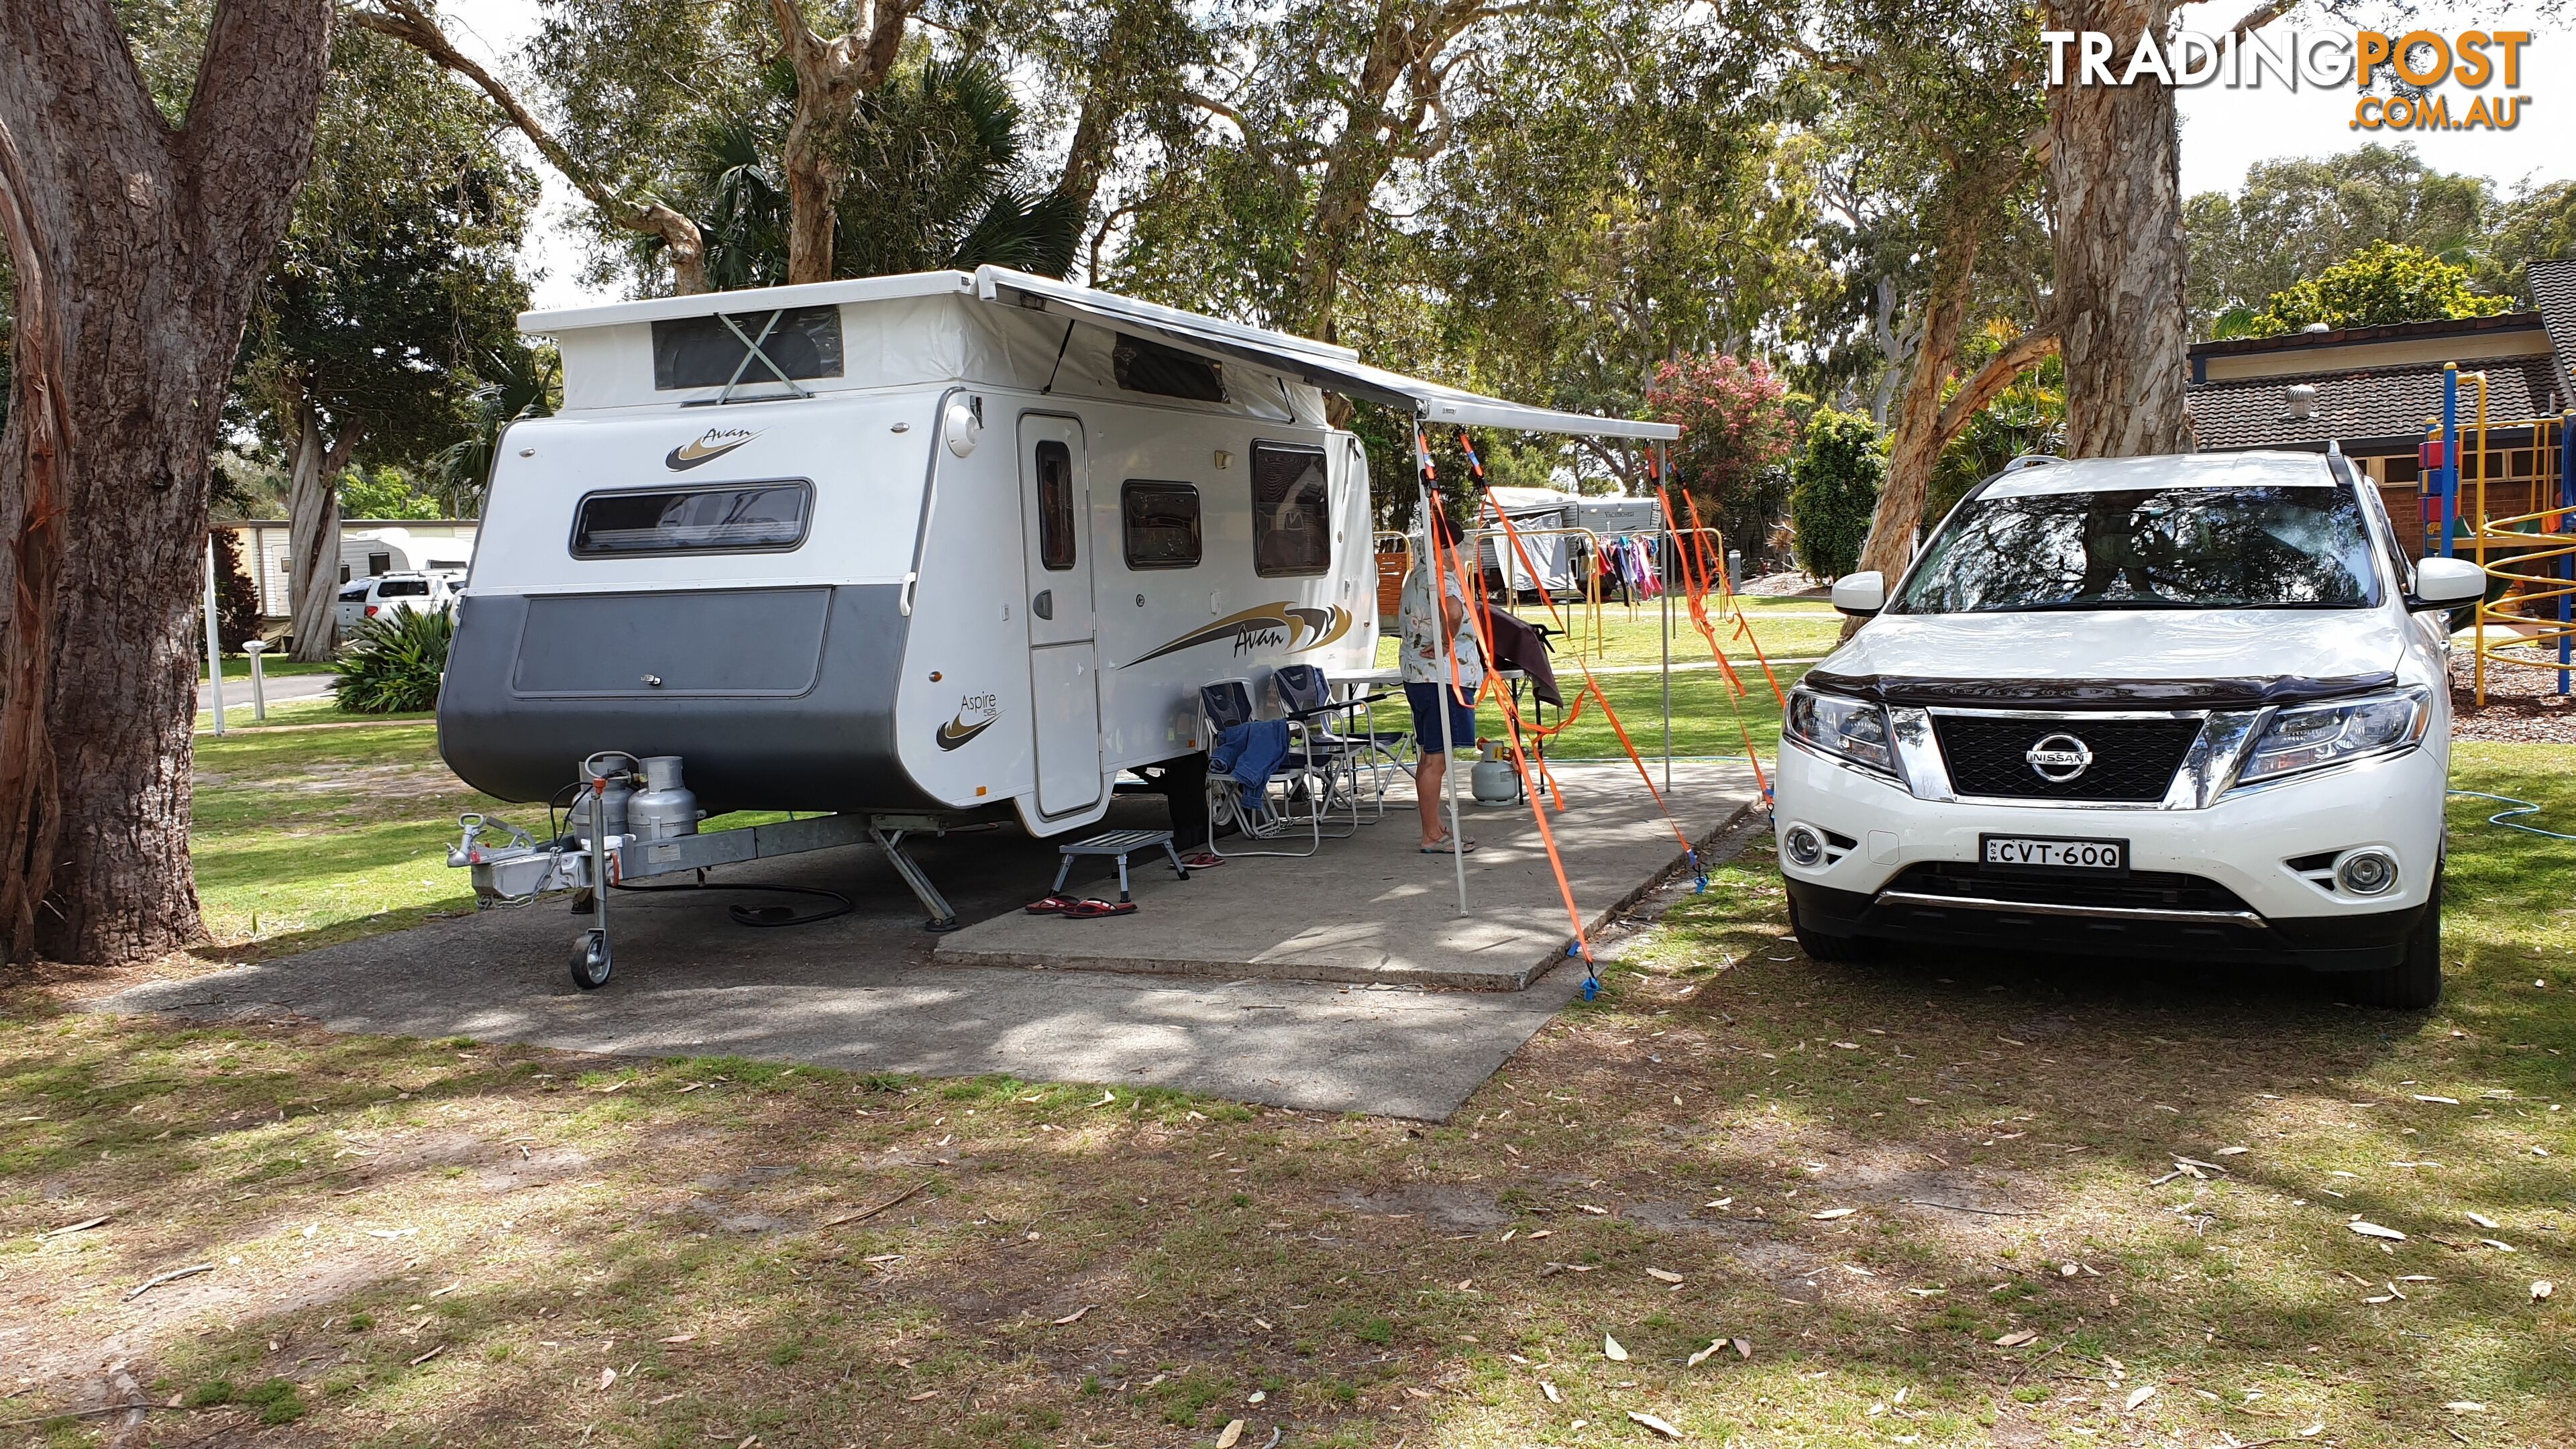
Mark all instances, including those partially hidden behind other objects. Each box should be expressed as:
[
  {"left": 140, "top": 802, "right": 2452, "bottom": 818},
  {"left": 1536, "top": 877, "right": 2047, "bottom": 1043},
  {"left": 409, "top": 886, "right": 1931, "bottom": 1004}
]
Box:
[
  {"left": 1656, "top": 441, "right": 1671, "bottom": 793},
  {"left": 1418, "top": 418, "right": 1468, "bottom": 917}
]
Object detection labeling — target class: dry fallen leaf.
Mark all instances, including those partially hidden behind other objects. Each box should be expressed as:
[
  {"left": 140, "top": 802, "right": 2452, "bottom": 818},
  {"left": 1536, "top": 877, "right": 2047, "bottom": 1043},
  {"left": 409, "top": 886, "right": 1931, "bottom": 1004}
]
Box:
[
  {"left": 1215, "top": 1419, "right": 1246, "bottom": 1448},
  {"left": 1542, "top": 1381, "right": 1562, "bottom": 1403},
  {"left": 2413, "top": 1094, "right": 2461, "bottom": 1105},
  {"left": 2124, "top": 1385, "right": 2156, "bottom": 1411},
  {"left": 2467, "top": 1212, "right": 2500, "bottom": 1229},
  {"left": 2444, "top": 1401, "right": 2486, "bottom": 1414},
  {"left": 2216, "top": 1146, "right": 2250, "bottom": 1156},
  {"left": 2534, "top": 1281, "right": 2555, "bottom": 1301},
  {"left": 1994, "top": 1330, "right": 2039, "bottom": 1348},
  {"left": 1732, "top": 1338, "right": 1752, "bottom": 1358},
  {"left": 1053, "top": 1305, "right": 1094, "bottom": 1326},
  {"left": 904, "top": 1389, "right": 938, "bottom": 1401},
  {"left": 658, "top": 1334, "right": 696, "bottom": 1345},
  {"left": 1646, "top": 1269, "right": 1685, "bottom": 1284},
  {"left": 1686, "top": 1340, "right": 1724, "bottom": 1368},
  {"left": 1811, "top": 1207, "right": 1858, "bottom": 1220},
  {"left": 2347, "top": 1221, "right": 2407, "bottom": 1241},
  {"left": 1627, "top": 1409, "right": 1684, "bottom": 1440},
  {"left": 1603, "top": 1334, "right": 1630, "bottom": 1362},
  {"left": 2481, "top": 1238, "right": 2517, "bottom": 1253},
  {"left": 597, "top": 1366, "right": 617, "bottom": 1391},
  {"left": 2298, "top": 1423, "right": 2324, "bottom": 1438}
]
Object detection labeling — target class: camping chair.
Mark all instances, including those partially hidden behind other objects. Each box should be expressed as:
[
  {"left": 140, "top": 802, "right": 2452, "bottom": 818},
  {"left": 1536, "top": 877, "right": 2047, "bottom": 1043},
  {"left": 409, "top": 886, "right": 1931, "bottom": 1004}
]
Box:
[
  {"left": 1198, "top": 680, "right": 1325, "bottom": 859},
  {"left": 1273, "top": 664, "right": 1403, "bottom": 822}
]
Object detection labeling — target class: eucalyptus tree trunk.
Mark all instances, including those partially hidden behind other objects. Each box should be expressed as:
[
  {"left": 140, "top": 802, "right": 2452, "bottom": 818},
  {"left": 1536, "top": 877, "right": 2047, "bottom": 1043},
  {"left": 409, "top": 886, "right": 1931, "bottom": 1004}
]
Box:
[
  {"left": 284, "top": 396, "right": 363, "bottom": 663},
  {"left": 2044, "top": 0, "right": 2192, "bottom": 456},
  {"left": 0, "top": 0, "right": 333, "bottom": 966}
]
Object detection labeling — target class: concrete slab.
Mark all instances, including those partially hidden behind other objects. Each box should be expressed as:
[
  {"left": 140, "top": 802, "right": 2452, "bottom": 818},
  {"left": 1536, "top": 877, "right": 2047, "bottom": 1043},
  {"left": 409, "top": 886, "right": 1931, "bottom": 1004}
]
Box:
[
  {"left": 935, "top": 759, "right": 1760, "bottom": 989},
  {"left": 93, "top": 759, "right": 1757, "bottom": 1119}
]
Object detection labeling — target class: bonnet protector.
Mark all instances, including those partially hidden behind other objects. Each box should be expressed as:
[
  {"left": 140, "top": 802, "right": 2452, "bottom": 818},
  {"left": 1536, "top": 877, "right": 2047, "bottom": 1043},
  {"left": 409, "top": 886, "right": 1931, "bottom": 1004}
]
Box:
[{"left": 1799, "top": 668, "right": 2402, "bottom": 710}]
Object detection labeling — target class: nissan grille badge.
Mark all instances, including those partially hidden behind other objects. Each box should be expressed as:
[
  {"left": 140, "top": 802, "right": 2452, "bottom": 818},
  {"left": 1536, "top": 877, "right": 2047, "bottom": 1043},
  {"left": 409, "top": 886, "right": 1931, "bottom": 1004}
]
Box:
[{"left": 2025, "top": 732, "right": 2094, "bottom": 783}]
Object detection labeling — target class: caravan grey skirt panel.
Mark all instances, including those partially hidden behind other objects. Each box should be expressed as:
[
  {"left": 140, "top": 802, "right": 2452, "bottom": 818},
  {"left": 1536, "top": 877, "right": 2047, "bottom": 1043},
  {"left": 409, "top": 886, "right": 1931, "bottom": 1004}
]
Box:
[
  {"left": 512, "top": 586, "right": 829, "bottom": 697},
  {"left": 438, "top": 585, "right": 940, "bottom": 815}
]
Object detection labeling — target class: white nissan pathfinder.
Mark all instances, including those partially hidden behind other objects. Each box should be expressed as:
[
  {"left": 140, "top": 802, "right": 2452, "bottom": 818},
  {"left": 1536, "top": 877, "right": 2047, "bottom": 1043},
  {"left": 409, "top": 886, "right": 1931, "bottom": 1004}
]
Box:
[{"left": 1774, "top": 450, "right": 2486, "bottom": 1009}]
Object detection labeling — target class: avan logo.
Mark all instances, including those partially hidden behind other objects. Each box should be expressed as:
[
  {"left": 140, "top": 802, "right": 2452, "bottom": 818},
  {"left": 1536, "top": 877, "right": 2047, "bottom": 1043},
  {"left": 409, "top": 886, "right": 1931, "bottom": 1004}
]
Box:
[
  {"left": 936, "top": 692, "right": 1002, "bottom": 751},
  {"left": 1123, "top": 603, "right": 1353, "bottom": 667},
  {"left": 665, "top": 427, "right": 760, "bottom": 472}
]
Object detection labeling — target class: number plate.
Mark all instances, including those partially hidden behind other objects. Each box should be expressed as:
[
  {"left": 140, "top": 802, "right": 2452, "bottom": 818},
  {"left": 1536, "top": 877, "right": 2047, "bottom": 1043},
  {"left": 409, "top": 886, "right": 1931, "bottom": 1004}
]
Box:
[{"left": 1980, "top": 834, "right": 2128, "bottom": 873}]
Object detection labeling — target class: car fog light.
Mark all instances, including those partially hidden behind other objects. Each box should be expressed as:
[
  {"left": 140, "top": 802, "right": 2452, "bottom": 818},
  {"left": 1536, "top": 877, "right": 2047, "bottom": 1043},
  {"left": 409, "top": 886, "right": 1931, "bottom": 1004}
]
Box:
[
  {"left": 2335, "top": 849, "right": 2399, "bottom": 896},
  {"left": 1783, "top": 824, "right": 1825, "bottom": 868}
]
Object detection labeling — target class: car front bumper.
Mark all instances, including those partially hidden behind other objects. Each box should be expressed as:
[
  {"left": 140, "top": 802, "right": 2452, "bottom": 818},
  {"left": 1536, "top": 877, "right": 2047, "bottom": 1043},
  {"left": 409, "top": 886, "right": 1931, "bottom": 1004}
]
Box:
[{"left": 1772, "top": 735, "right": 2446, "bottom": 973}]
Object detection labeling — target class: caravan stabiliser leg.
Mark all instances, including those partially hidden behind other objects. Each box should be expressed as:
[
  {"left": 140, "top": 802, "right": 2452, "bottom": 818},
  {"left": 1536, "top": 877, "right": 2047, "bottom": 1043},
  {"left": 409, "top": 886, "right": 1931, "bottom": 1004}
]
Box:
[{"left": 868, "top": 819, "right": 962, "bottom": 932}]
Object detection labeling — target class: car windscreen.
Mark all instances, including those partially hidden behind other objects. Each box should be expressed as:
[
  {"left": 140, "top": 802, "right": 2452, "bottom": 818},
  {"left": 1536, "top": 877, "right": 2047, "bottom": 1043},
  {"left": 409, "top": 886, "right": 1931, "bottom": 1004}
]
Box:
[{"left": 1891, "top": 485, "right": 2381, "bottom": 614}]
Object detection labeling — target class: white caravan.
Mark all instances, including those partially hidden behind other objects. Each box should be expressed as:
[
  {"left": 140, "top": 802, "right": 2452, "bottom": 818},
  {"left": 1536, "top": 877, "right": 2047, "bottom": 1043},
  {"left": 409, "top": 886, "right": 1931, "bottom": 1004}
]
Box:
[{"left": 439, "top": 267, "right": 1675, "bottom": 847}]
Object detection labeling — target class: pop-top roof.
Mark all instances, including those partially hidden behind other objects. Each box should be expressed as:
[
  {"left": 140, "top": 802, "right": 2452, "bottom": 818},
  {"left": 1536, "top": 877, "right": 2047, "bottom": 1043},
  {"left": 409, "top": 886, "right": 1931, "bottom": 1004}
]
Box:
[{"left": 520, "top": 266, "right": 1678, "bottom": 442}]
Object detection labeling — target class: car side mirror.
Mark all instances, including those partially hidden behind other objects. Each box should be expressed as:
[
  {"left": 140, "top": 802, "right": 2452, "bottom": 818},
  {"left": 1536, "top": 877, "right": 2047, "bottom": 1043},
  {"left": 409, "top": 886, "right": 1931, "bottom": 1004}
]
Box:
[
  {"left": 2408, "top": 556, "right": 2484, "bottom": 611},
  {"left": 1831, "top": 571, "right": 1885, "bottom": 618}
]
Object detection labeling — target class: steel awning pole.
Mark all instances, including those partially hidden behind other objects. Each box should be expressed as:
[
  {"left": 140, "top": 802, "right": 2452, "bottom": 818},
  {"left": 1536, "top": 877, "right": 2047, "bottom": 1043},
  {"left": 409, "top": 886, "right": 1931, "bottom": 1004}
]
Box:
[
  {"left": 1657, "top": 442, "right": 1670, "bottom": 793},
  {"left": 1419, "top": 422, "right": 1469, "bottom": 916}
]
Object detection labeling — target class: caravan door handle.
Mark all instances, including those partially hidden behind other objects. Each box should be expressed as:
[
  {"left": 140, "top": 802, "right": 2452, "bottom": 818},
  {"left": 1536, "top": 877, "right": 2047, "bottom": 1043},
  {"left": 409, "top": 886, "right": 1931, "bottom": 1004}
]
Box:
[{"left": 1032, "top": 589, "right": 1055, "bottom": 620}]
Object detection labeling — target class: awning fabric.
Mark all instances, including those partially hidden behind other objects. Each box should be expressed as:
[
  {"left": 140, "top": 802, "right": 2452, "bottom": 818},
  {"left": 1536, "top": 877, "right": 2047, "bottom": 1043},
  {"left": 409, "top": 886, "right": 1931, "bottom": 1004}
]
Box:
[{"left": 973, "top": 267, "right": 1679, "bottom": 442}]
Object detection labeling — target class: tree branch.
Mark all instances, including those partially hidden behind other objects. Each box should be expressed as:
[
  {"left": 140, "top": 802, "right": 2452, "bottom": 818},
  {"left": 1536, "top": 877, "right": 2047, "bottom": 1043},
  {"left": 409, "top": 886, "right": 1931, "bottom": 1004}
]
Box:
[
  {"left": 1933, "top": 320, "right": 2059, "bottom": 445},
  {"left": 2222, "top": 0, "right": 2301, "bottom": 41},
  {"left": 350, "top": 0, "right": 708, "bottom": 291}
]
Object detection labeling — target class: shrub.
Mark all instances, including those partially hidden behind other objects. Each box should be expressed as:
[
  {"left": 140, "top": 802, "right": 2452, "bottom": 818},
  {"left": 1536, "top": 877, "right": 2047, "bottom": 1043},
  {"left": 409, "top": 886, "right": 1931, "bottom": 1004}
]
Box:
[
  {"left": 1646, "top": 354, "right": 1796, "bottom": 568},
  {"left": 1788, "top": 407, "right": 1884, "bottom": 581},
  {"left": 331, "top": 606, "right": 453, "bottom": 714}
]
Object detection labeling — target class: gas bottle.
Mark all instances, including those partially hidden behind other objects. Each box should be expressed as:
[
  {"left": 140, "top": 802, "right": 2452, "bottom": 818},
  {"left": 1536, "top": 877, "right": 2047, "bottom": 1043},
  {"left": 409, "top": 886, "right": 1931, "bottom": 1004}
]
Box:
[
  {"left": 1470, "top": 741, "right": 1520, "bottom": 804},
  {"left": 629, "top": 755, "right": 702, "bottom": 841}
]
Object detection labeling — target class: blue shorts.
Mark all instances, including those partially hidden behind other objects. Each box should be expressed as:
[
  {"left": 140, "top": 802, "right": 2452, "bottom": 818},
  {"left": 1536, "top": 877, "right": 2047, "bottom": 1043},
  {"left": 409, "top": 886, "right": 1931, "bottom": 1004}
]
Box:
[{"left": 1404, "top": 681, "right": 1481, "bottom": 755}]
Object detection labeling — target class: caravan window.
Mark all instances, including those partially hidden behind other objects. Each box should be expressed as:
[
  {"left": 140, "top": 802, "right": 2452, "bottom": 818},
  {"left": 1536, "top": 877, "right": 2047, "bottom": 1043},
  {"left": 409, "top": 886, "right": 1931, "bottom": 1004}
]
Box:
[
  {"left": 1112, "top": 333, "right": 1227, "bottom": 402},
  {"left": 570, "top": 482, "right": 813, "bottom": 557},
  {"left": 651, "top": 307, "right": 845, "bottom": 391},
  {"left": 1034, "top": 441, "right": 1077, "bottom": 571},
  {"left": 1121, "top": 482, "right": 1201, "bottom": 570},
  {"left": 1250, "top": 443, "right": 1331, "bottom": 577}
]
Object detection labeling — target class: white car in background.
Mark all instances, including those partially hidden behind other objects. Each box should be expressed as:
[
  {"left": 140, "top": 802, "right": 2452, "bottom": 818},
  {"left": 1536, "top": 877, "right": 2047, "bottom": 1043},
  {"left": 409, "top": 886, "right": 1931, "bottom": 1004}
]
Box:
[
  {"left": 335, "top": 572, "right": 458, "bottom": 634},
  {"left": 1773, "top": 449, "right": 2485, "bottom": 1009}
]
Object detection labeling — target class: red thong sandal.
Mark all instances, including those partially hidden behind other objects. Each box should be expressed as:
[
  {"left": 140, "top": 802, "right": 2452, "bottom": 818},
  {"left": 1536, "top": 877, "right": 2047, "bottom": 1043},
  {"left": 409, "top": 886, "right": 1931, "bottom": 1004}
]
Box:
[
  {"left": 1023, "top": 895, "right": 1081, "bottom": 914},
  {"left": 1059, "top": 898, "right": 1138, "bottom": 919}
]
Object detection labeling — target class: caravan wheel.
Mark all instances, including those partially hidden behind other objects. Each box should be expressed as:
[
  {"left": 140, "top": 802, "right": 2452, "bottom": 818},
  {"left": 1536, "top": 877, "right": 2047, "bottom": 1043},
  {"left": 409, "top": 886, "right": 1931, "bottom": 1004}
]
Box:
[{"left": 569, "top": 930, "right": 612, "bottom": 990}]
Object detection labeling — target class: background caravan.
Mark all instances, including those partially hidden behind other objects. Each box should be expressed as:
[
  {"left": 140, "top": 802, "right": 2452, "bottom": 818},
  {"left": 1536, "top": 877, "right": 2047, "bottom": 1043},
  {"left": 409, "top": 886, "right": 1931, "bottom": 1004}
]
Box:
[{"left": 436, "top": 267, "right": 1674, "bottom": 953}]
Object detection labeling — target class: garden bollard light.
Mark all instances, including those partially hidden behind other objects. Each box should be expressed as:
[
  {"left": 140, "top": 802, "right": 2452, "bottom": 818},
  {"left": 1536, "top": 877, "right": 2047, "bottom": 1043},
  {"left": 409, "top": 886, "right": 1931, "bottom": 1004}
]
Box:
[{"left": 244, "top": 639, "right": 269, "bottom": 722}]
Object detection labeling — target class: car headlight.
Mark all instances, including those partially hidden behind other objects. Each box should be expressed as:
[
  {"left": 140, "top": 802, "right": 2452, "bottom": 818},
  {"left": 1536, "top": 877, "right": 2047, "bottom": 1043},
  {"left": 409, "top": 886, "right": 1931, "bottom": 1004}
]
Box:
[
  {"left": 2233, "top": 688, "right": 2430, "bottom": 788},
  {"left": 1786, "top": 686, "right": 1897, "bottom": 776}
]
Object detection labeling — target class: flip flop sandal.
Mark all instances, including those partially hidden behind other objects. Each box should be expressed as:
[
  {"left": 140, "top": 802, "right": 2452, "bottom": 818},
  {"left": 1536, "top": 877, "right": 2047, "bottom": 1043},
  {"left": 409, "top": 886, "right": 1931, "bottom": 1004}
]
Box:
[
  {"left": 1060, "top": 898, "right": 1138, "bottom": 918},
  {"left": 1179, "top": 851, "right": 1225, "bottom": 869},
  {"left": 1420, "top": 839, "right": 1479, "bottom": 855},
  {"left": 1024, "top": 895, "right": 1081, "bottom": 914}
]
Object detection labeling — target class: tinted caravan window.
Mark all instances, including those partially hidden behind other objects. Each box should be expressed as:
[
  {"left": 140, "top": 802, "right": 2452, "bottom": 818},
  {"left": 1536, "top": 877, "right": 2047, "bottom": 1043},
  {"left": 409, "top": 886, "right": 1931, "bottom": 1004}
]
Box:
[
  {"left": 1250, "top": 443, "right": 1331, "bottom": 577},
  {"left": 572, "top": 482, "right": 813, "bottom": 557},
  {"left": 377, "top": 578, "right": 431, "bottom": 598},
  {"left": 1034, "top": 441, "right": 1077, "bottom": 571},
  {"left": 1112, "top": 333, "right": 1226, "bottom": 402},
  {"left": 1122, "top": 481, "right": 1201, "bottom": 569},
  {"left": 651, "top": 307, "right": 845, "bottom": 390}
]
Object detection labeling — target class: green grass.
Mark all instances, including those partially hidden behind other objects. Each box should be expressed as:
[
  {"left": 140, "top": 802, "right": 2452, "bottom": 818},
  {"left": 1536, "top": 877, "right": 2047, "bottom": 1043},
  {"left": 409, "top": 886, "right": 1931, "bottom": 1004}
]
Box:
[
  {"left": 13, "top": 662, "right": 2563, "bottom": 1446},
  {"left": 1378, "top": 608, "right": 1845, "bottom": 673}
]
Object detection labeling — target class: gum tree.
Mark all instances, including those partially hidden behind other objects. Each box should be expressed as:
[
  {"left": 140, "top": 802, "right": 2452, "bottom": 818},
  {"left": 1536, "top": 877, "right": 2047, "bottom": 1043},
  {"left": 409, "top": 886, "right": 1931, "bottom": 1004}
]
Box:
[{"left": 0, "top": 0, "right": 333, "bottom": 965}]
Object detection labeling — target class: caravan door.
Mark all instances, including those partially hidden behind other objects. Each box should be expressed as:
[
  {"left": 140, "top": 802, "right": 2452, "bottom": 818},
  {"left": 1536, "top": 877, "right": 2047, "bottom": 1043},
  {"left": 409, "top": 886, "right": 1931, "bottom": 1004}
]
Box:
[{"left": 1016, "top": 415, "right": 1104, "bottom": 818}]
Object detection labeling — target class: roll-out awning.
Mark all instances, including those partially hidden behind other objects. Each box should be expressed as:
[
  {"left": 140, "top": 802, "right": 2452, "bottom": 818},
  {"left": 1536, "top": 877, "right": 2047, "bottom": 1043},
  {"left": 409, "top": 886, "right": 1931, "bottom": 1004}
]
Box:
[{"left": 971, "top": 267, "right": 1680, "bottom": 442}]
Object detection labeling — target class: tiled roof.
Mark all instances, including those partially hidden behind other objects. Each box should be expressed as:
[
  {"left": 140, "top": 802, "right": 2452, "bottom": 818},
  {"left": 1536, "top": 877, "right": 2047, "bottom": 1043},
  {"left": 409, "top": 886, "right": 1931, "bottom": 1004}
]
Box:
[
  {"left": 2530, "top": 258, "right": 2576, "bottom": 402},
  {"left": 2188, "top": 309, "right": 2545, "bottom": 361},
  {"left": 2189, "top": 353, "right": 2565, "bottom": 452}
]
